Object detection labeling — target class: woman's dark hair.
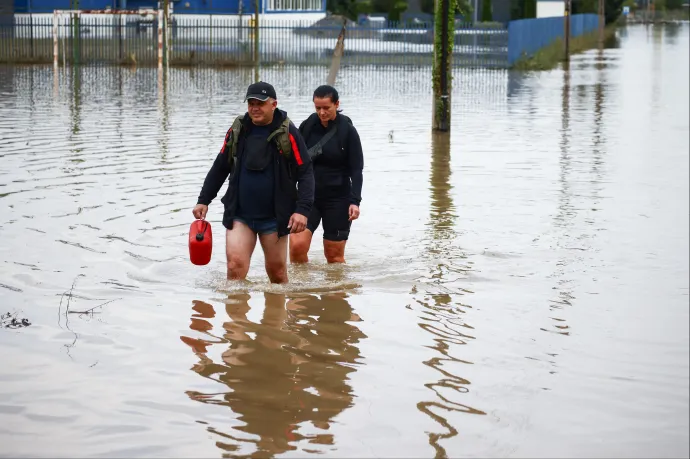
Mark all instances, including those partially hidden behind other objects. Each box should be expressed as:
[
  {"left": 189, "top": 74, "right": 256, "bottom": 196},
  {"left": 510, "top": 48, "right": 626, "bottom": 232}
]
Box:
[{"left": 313, "top": 85, "right": 339, "bottom": 104}]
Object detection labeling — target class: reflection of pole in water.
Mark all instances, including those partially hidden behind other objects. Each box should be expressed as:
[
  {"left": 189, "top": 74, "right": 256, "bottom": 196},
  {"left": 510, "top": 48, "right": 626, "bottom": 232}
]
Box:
[
  {"left": 69, "top": 67, "right": 81, "bottom": 138},
  {"left": 157, "top": 68, "right": 169, "bottom": 161},
  {"left": 181, "top": 292, "right": 366, "bottom": 457},
  {"left": 429, "top": 131, "right": 456, "bottom": 241},
  {"left": 416, "top": 132, "right": 485, "bottom": 458},
  {"left": 592, "top": 49, "right": 605, "bottom": 181},
  {"left": 589, "top": 44, "right": 607, "bottom": 246},
  {"left": 542, "top": 60, "right": 574, "bottom": 337}
]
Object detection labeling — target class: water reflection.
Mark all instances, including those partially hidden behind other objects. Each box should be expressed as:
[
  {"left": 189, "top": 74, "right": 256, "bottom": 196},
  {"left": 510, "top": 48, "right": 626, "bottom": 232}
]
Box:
[
  {"left": 413, "top": 132, "right": 485, "bottom": 458},
  {"left": 663, "top": 23, "right": 681, "bottom": 45},
  {"left": 157, "top": 69, "right": 170, "bottom": 161},
  {"left": 70, "top": 67, "right": 82, "bottom": 140},
  {"left": 507, "top": 70, "right": 528, "bottom": 100},
  {"left": 544, "top": 61, "right": 574, "bottom": 337},
  {"left": 544, "top": 51, "right": 609, "bottom": 339},
  {"left": 181, "top": 292, "right": 366, "bottom": 457},
  {"left": 0, "top": 65, "right": 13, "bottom": 97}
]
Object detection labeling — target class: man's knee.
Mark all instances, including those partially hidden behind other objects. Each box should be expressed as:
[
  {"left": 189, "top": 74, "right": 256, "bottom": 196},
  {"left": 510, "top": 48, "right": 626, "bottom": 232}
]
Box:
[
  {"left": 227, "top": 253, "right": 249, "bottom": 278},
  {"left": 265, "top": 259, "right": 287, "bottom": 283}
]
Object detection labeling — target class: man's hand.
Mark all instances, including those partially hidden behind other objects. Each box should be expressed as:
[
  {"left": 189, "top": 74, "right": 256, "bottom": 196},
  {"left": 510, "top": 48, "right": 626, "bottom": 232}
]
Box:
[
  {"left": 193, "top": 204, "right": 208, "bottom": 220},
  {"left": 287, "top": 213, "right": 307, "bottom": 233},
  {"left": 348, "top": 205, "right": 360, "bottom": 221}
]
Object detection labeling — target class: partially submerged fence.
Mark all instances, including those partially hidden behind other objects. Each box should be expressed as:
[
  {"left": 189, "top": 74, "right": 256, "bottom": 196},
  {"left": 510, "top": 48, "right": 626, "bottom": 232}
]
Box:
[{"left": 0, "top": 12, "right": 601, "bottom": 69}]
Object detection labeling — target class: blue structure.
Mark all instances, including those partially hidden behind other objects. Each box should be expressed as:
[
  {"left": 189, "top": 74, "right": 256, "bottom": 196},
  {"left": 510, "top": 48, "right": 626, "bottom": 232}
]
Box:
[
  {"left": 13, "top": 0, "right": 326, "bottom": 14},
  {"left": 507, "top": 13, "right": 599, "bottom": 65}
]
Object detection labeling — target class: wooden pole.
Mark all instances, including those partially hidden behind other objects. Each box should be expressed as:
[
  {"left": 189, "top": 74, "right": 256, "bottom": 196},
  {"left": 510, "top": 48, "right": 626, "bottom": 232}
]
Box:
[
  {"left": 327, "top": 19, "right": 346, "bottom": 86},
  {"left": 564, "top": 0, "right": 571, "bottom": 62},
  {"left": 163, "top": 0, "right": 169, "bottom": 68},
  {"left": 432, "top": 0, "right": 452, "bottom": 131},
  {"left": 598, "top": 0, "right": 605, "bottom": 48},
  {"left": 253, "top": 0, "right": 259, "bottom": 82},
  {"left": 71, "top": 0, "right": 79, "bottom": 66}
]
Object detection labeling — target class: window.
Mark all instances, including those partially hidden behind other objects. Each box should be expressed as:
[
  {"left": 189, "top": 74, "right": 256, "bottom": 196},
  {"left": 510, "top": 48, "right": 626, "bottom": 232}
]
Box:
[{"left": 266, "top": 0, "right": 321, "bottom": 11}]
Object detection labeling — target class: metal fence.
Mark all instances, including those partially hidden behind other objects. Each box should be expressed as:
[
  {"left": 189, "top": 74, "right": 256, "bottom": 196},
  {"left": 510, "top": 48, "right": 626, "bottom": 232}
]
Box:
[
  {"left": 0, "top": 13, "right": 509, "bottom": 68},
  {"left": 0, "top": 12, "right": 610, "bottom": 68},
  {"left": 507, "top": 13, "right": 599, "bottom": 65}
]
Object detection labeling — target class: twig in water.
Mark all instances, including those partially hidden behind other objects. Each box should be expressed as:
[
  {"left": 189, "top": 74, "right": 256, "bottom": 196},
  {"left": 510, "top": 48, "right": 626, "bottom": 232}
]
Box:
[{"left": 68, "top": 299, "right": 119, "bottom": 316}]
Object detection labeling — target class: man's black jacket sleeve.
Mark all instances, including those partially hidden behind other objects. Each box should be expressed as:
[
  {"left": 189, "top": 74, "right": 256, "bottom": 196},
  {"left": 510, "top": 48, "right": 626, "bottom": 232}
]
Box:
[
  {"left": 288, "top": 123, "right": 315, "bottom": 217},
  {"left": 197, "top": 127, "right": 233, "bottom": 206}
]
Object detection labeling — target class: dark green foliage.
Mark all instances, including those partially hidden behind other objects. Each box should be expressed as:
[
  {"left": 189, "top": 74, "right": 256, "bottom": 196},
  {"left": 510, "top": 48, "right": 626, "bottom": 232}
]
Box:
[
  {"left": 481, "top": 0, "right": 493, "bottom": 21},
  {"left": 605, "top": 0, "right": 624, "bottom": 23},
  {"left": 326, "top": 0, "right": 368, "bottom": 19}
]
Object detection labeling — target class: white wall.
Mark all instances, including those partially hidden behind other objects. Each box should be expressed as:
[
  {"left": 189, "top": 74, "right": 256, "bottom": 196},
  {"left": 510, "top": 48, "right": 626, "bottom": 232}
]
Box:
[{"left": 536, "top": 0, "right": 565, "bottom": 18}]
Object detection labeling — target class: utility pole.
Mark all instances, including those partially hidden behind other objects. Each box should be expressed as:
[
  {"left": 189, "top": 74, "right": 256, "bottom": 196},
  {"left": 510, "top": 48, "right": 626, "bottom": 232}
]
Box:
[
  {"left": 598, "top": 0, "right": 605, "bottom": 48},
  {"left": 71, "top": 0, "right": 79, "bottom": 65},
  {"left": 163, "top": 0, "right": 169, "bottom": 67},
  {"left": 432, "top": 0, "right": 453, "bottom": 131},
  {"left": 253, "top": 0, "right": 259, "bottom": 82},
  {"left": 564, "top": 0, "right": 571, "bottom": 62}
]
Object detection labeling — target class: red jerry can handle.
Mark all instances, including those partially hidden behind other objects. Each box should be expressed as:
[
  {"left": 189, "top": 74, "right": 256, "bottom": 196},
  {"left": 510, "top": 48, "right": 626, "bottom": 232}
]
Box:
[{"left": 189, "top": 219, "right": 212, "bottom": 266}]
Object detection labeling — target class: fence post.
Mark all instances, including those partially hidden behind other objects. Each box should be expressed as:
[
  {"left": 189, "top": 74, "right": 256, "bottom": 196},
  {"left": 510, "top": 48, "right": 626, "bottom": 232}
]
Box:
[
  {"left": 157, "top": 8, "right": 163, "bottom": 69},
  {"left": 53, "top": 10, "right": 58, "bottom": 69}
]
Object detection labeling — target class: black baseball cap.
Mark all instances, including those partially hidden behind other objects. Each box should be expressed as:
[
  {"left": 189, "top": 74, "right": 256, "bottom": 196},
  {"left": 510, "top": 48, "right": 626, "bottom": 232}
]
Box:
[{"left": 244, "top": 81, "right": 277, "bottom": 102}]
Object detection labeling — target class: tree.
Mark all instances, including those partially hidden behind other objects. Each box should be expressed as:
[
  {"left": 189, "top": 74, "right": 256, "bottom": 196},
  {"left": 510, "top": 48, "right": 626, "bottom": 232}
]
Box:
[
  {"left": 326, "top": 0, "right": 361, "bottom": 19},
  {"left": 573, "top": 0, "right": 597, "bottom": 14},
  {"left": 481, "top": 0, "right": 493, "bottom": 20},
  {"left": 605, "top": 0, "right": 624, "bottom": 22}
]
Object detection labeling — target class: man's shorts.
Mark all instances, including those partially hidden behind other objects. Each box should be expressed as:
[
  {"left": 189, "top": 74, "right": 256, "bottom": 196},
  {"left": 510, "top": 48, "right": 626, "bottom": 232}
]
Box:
[
  {"left": 233, "top": 216, "right": 277, "bottom": 236},
  {"left": 307, "top": 195, "right": 352, "bottom": 242}
]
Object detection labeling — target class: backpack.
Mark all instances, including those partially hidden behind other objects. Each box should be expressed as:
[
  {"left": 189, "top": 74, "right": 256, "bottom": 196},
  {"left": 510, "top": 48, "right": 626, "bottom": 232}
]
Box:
[
  {"left": 220, "top": 114, "right": 293, "bottom": 167},
  {"left": 300, "top": 113, "right": 352, "bottom": 154}
]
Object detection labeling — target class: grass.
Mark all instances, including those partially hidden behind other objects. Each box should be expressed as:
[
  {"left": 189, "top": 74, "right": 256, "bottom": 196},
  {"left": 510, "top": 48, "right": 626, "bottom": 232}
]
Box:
[{"left": 511, "top": 23, "right": 618, "bottom": 71}]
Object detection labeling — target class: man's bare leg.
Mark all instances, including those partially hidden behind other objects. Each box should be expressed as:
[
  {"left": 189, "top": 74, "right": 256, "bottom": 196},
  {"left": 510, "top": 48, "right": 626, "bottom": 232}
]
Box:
[
  {"left": 259, "top": 232, "right": 289, "bottom": 283},
  {"left": 324, "top": 239, "right": 347, "bottom": 263},
  {"left": 289, "top": 229, "right": 313, "bottom": 264},
  {"left": 226, "top": 221, "right": 257, "bottom": 280}
]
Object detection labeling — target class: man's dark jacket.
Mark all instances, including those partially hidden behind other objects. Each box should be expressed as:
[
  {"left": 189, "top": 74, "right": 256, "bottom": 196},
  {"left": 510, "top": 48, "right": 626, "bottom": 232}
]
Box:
[{"left": 196, "top": 109, "right": 315, "bottom": 238}]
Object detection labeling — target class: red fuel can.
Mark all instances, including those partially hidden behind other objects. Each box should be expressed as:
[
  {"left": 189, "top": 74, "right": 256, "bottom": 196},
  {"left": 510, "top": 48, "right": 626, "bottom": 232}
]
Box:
[{"left": 189, "top": 219, "right": 212, "bottom": 266}]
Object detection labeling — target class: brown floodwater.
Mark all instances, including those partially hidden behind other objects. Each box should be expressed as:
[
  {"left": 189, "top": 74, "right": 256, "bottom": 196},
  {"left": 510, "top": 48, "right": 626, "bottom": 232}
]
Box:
[{"left": 0, "top": 23, "right": 688, "bottom": 458}]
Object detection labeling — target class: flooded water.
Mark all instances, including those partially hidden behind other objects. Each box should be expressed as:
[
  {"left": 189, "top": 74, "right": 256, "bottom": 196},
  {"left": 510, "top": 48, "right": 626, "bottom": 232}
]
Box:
[{"left": 0, "top": 24, "right": 688, "bottom": 458}]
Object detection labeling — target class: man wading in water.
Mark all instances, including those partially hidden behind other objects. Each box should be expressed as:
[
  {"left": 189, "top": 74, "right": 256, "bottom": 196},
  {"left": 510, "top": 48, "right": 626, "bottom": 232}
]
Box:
[{"left": 192, "top": 82, "right": 314, "bottom": 284}]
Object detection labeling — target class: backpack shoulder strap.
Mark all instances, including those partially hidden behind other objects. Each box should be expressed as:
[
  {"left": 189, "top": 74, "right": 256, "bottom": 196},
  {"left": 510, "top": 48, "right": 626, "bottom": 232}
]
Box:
[
  {"left": 336, "top": 113, "right": 353, "bottom": 151},
  {"left": 267, "top": 116, "right": 293, "bottom": 158},
  {"left": 300, "top": 113, "right": 319, "bottom": 145},
  {"left": 224, "top": 115, "right": 244, "bottom": 165}
]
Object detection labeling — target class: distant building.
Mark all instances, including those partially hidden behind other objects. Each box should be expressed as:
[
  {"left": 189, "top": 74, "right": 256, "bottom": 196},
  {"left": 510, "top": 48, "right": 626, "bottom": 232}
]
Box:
[
  {"left": 536, "top": 0, "right": 564, "bottom": 17},
  {"left": 13, "top": 0, "right": 326, "bottom": 19}
]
